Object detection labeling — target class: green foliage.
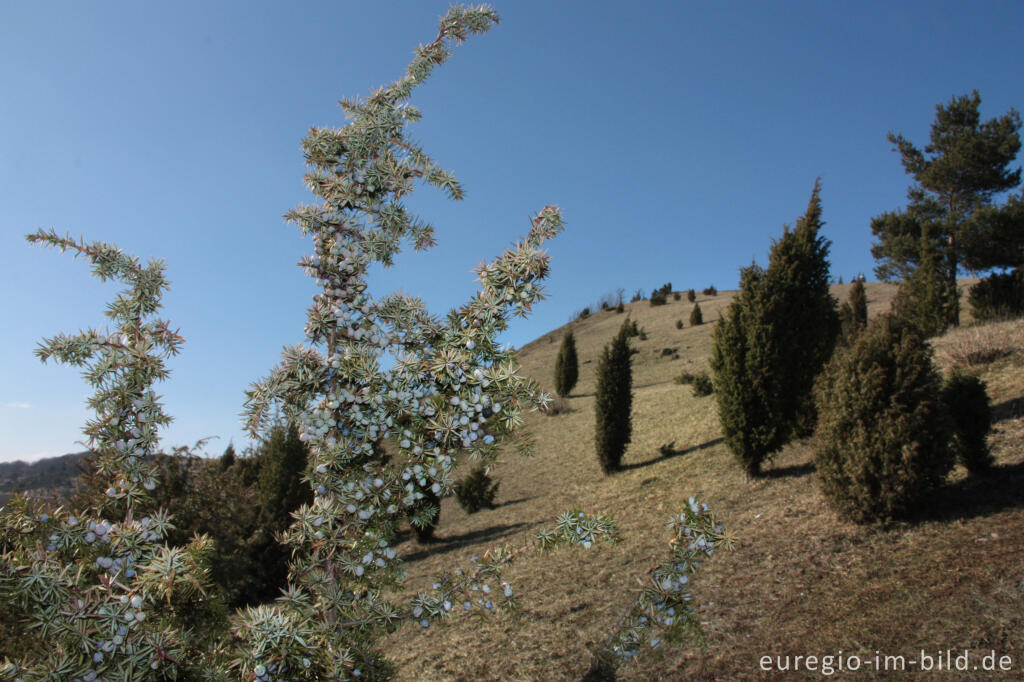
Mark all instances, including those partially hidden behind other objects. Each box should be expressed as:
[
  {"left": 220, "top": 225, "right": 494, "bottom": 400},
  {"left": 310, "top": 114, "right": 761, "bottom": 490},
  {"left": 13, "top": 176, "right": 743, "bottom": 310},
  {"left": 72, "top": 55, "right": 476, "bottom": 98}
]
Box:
[
  {"left": 649, "top": 282, "right": 672, "bottom": 306},
  {"left": 689, "top": 302, "right": 703, "bottom": 326},
  {"left": 675, "top": 319, "right": 683, "bottom": 330},
  {"left": 554, "top": 330, "right": 579, "bottom": 397},
  {"left": 839, "top": 277, "right": 869, "bottom": 343},
  {"left": 595, "top": 321, "right": 634, "bottom": 474},
  {"left": 220, "top": 442, "right": 237, "bottom": 470},
  {"left": 411, "top": 489, "right": 441, "bottom": 543},
  {"left": 871, "top": 90, "right": 1023, "bottom": 327},
  {"left": 583, "top": 499, "right": 731, "bottom": 678},
  {"left": 702, "top": 285, "right": 717, "bottom": 296},
  {"left": 969, "top": 267, "right": 1024, "bottom": 321},
  {"left": 4, "top": 233, "right": 222, "bottom": 679},
  {"left": 892, "top": 225, "right": 957, "bottom": 337},
  {"left": 813, "top": 315, "right": 953, "bottom": 524},
  {"left": 940, "top": 370, "right": 993, "bottom": 474},
  {"left": 687, "top": 288, "right": 696, "bottom": 302},
  {"left": 453, "top": 465, "right": 500, "bottom": 513},
  {"left": 630, "top": 289, "right": 645, "bottom": 302},
  {"left": 673, "top": 291, "right": 681, "bottom": 301},
  {"left": 615, "top": 301, "right": 625, "bottom": 313},
  {"left": 690, "top": 373, "right": 713, "bottom": 397},
  {"left": 711, "top": 181, "right": 839, "bottom": 476}
]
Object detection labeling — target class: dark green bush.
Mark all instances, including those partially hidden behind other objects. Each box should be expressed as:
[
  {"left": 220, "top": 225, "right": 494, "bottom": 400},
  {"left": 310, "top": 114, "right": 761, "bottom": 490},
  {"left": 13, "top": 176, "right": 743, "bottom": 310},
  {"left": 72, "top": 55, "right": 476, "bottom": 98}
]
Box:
[
  {"left": 554, "top": 330, "right": 579, "bottom": 397},
  {"left": 676, "top": 319, "right": 683, "bottom": 330},
  {"left": 702, "top": 285, "right": 717, "bottom": 296},
  {"left": 689, "top": 303, "right": 703, "bottom": 326},
  {"left": 940, "top": 370, "right": 993, "bottom": 473},
  {"left": 615, "top": 301, "right": 625, "bottom": 313},
  {"left": 595, "top": 321, "right": 633, "bottom": 474},
  {"left": 813, "top": 315, "right": 953, "bottom": 524},
  {"left": 673, "top": 292, "right": 681, "bottom": 301},
  {"left": 691, "top": 373, "right": 713, "bottom": 397},
  {"left": 969, "top": 268, "right": 1024, "bottom": 321},
  {"left": 650, "top": 290, "right": 667, "bottom": 306},
  {"left": 687, "top": 289, "right": 696, "bottom": 302},
  {"left": 453, "top": 465, "right": 500, "bottom": 513}
]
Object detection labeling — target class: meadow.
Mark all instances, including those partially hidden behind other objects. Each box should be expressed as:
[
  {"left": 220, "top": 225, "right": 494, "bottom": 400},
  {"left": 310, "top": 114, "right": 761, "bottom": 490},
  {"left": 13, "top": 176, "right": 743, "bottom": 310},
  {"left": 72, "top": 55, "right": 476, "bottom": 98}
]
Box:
[{"left": 381, "top": 281, "right": 1024, "bottom": 680}]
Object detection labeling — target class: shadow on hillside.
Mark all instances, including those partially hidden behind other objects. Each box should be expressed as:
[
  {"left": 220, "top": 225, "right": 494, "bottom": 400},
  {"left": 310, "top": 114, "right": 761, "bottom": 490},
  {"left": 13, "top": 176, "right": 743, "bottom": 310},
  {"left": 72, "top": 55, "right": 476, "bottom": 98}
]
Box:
[
  {"left": 497, "top": 496, "right": 537, "bottom": 508},
  {"left": 621, "top": 437, "right": 725, "bottom": 471},
  {"left": 919, "top": 461, "right": 1024, "bottom": 524},
  {"left": 400, "top": 522, "right": 531, "bottom": 562},
  {"left": 762, "top": 462, "right": 816, "bottom": 479},
  {"left": 992, "top": 395, "right": 1023, "bottom": 423}
]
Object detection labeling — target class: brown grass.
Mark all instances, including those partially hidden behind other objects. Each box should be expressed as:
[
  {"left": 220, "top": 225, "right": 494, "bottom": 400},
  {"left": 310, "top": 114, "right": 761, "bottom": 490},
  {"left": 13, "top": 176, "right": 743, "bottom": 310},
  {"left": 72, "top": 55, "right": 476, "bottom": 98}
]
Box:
[{"left": 380, "top": 284, "right": 1024, "bottom": 680}]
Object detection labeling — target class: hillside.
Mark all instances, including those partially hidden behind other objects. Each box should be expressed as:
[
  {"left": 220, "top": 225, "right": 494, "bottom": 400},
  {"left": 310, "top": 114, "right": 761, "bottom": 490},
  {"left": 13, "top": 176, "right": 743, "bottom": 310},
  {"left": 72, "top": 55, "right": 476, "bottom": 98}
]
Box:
[
  {"left": 382, "top": 281, "right": 1024, "bottom": 680},
  {"left": 0, "top": 452, "right": 87, "bottom": 505}
]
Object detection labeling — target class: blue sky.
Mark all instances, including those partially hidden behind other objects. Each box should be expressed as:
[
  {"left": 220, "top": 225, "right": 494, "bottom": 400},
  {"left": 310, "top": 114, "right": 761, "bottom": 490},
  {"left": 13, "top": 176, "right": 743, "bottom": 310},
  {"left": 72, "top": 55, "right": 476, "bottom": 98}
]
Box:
[{"left": 3, "top": 1, "right": 1022, "bottom": 463}]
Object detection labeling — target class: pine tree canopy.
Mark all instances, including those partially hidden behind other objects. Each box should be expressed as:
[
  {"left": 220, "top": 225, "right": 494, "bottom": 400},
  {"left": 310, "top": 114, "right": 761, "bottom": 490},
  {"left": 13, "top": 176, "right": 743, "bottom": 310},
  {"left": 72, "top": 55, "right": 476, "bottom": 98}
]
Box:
[{"left": 871, "top": 91, "right": 1023, "bottom": 324}]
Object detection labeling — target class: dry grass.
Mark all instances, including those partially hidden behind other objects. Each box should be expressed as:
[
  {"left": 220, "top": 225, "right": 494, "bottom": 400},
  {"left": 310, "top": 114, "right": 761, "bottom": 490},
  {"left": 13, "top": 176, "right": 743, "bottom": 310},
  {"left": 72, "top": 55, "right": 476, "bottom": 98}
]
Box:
[
  {"left": 934, "top": 318, "right": 1024, "bottom": 369},
  {"left": 380, "top": 284, "right": 1024, "bottom": 680}
]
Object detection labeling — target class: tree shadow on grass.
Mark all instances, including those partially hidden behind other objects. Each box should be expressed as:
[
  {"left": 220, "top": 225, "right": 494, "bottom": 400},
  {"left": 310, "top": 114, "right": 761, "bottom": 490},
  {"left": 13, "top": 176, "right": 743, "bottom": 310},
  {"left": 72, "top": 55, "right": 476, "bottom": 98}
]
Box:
[
  {"left": 991, "top": 394, "right": 1023, "bottom": 424},
  {"left": 762, "top": 462, "right": 816, "bottom": 479},
  {"left": 496, "top": 496, "right": 537, "bottom": 508},
  {"left": 620, "top": 437, "right": 725, "bottom": 471},
  {"left": 918, "top": 460, "right": 1024, "bottom": 524},
  {"left": 400, "top": 522, "right": 531, "bottom": 562}
]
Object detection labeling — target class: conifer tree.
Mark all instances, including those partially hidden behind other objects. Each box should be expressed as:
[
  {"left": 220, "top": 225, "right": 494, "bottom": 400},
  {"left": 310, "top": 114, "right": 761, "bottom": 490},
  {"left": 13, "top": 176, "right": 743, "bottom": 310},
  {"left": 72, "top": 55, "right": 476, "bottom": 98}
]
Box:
[
  {"left": 892, "top": 225, "right": 955, "bottom": 337},
  {"left": 871, "top": 90, "right": 1023, "bottom": 326},
  {"left": 553, "top": 329, "right": 579, "bottom": 397},
  {"left": 689, "top": 302, "right": 703, "bottom": 326},
  {"left": 220, "top": 442, "right": 237, "bottom": 470},
  {"left": 814, "top": 315, "right": 953, "bottom": 523},
  {"left": 594, "top": 320, "right": 633, "bottom": 474},
  {"left": 839, "top": 277, "right": 869, "bottom": 344},
  {"left": 687, "top": 288, "right": 696, "bottom": 302},
  {"left": 711, "top": 180, "right": 838, "bottom": 476}
]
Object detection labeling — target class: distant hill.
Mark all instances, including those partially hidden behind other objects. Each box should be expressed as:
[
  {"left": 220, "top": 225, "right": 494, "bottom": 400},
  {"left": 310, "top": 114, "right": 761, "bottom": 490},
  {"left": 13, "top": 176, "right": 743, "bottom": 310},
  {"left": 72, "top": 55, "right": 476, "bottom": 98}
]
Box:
[{"left": 0, "top": 452, "right": 89, "bottom": 504}]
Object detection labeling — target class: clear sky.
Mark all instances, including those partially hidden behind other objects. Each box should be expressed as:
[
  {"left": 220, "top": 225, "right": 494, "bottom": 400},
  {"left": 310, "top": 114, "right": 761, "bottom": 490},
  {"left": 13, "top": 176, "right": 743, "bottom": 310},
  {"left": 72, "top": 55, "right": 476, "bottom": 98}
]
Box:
[{"left": 3, "top": 1, "right": 1022, "bottom": 463}]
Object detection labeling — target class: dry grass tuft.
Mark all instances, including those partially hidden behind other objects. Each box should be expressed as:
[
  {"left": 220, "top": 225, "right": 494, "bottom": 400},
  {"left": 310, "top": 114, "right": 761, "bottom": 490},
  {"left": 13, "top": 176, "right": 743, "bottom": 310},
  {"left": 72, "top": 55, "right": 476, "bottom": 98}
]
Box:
[{"left": 934, "top": 318, "right": 1024, "bottom": 368}]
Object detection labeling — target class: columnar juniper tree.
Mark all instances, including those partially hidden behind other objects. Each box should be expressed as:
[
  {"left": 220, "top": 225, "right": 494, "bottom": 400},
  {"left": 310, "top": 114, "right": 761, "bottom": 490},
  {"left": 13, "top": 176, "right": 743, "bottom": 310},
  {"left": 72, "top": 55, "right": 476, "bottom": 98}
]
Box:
[
  {"left": 839, "top": 276, "right": 869, "bottom": 344},
  {"left": 595, "top": 321, "right": 634, "bottom": 474},
  {"left": 871, "top": 90, "right": 1024, "bottom": 327},
  {"left": 553, "top": 330, "right": 579, "bottom": 398},
  {"left": 2, "top": 233, "right": 219, "bottom": 679},
  {"left": 711, "top": 181, "right": 838, "bottom": 476}
]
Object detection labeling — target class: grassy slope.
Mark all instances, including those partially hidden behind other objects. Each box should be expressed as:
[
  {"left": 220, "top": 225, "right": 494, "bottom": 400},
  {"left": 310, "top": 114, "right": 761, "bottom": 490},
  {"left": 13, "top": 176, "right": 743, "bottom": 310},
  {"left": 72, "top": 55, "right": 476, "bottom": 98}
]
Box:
[{"left": 383, "top": 283, "right": 1024, "bottom": 680}]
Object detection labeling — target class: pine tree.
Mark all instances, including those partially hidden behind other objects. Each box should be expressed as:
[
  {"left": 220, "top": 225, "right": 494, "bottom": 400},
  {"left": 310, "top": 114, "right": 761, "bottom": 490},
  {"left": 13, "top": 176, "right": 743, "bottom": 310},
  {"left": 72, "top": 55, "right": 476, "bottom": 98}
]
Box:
[
  {"left": 553, "top": 330, "right": 579, "bottom": 397},
  {"left": 594, "top": 320, "right": 633, "bottom": 474},
  {"left": 687, "top": 288, "right": 696, "bottom": 302},
  {"left": 711, "top": 180, "right": 838, "bottom": 476},
  {"left": 689, "top": 302, "right": 703, "bottom": 326},
  {"left": 871, "top": 91, "right": 1023, "bottom": 326}
]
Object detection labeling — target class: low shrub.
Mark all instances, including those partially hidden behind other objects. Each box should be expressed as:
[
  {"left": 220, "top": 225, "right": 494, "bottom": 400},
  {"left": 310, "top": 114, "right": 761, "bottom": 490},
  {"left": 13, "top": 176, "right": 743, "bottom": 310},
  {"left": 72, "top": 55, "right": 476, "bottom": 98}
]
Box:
[
  {"left": 969, "top": 268, "right": 1024, "bottom": 322},
  {"left": 702, "top": 285, "right": 717, "bottom": 296},
  {"left": 690, "top": 302, "right": 703, "bottom": 326},
  {"left": 940, "top": 321, "right": 1022, "bottom": 367},
  {"left": 673, "top": 291, "right": 681, "bottom": 301},
  {"left": 650, "top": 290, "right": 667, "bottom": 306},
  {"left": 813, "top": 315, "right": 953, "bottom": 524},
  {"left": 691, "top": 373, "right": 714, "bottom": 397},
  {"left": 687, "top": 288, "right": 696, "bottom": 302},
  {"left": 940, "top": 370, "right": 993, "bottom": 474},
  {"left": 453, "top": 465, "right": 501, "bottom": 513},
  {"left": 676, "top": 319, "right": 684, "bottom": 329}
]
